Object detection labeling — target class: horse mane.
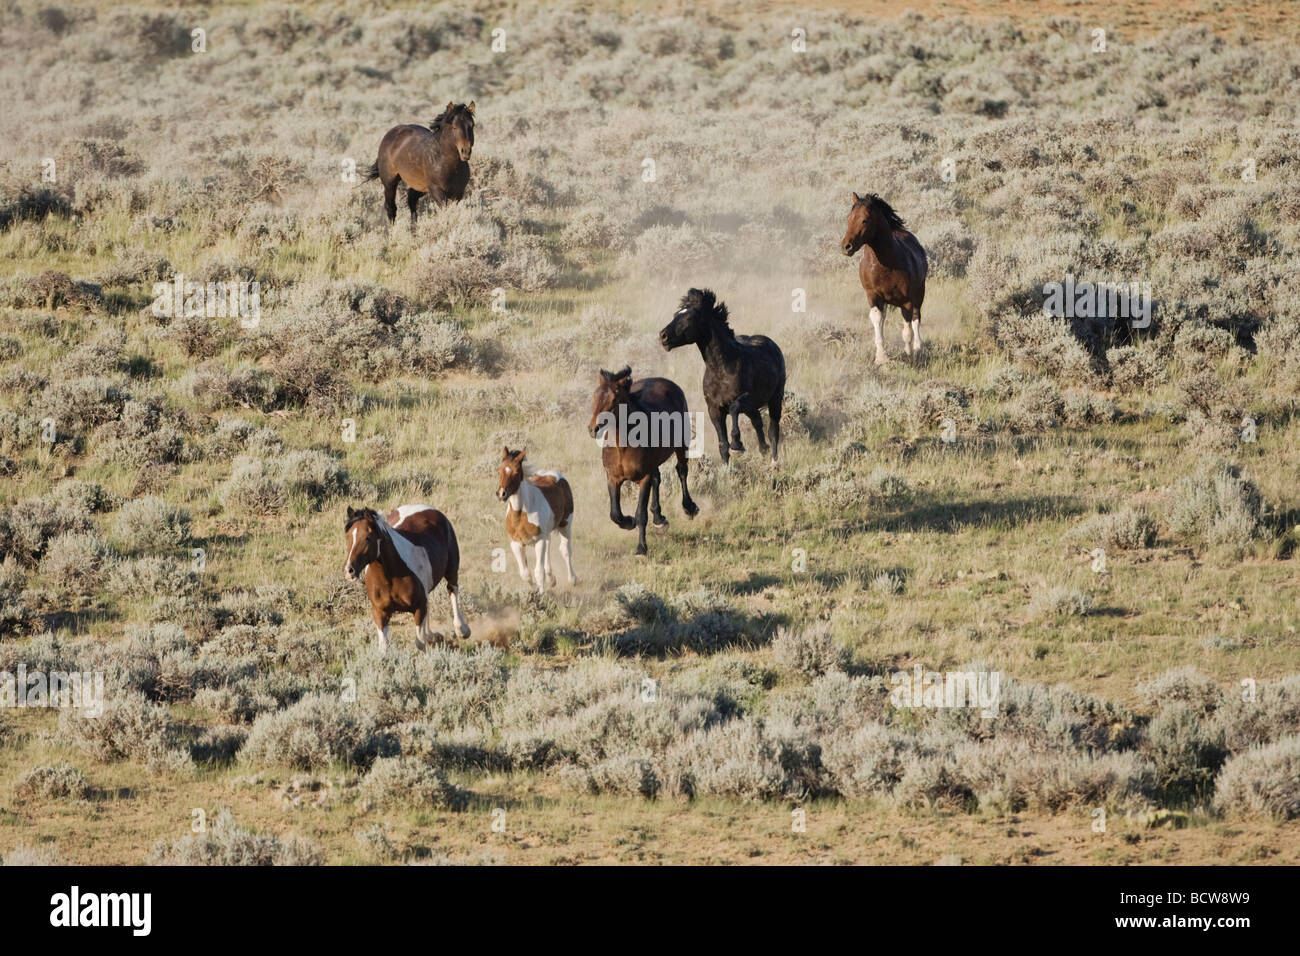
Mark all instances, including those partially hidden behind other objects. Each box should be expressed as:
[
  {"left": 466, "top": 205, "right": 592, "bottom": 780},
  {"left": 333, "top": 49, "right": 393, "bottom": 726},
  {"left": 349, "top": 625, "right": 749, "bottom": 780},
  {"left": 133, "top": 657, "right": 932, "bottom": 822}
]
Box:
[
  {"left": 344, "top": 507, "right": 376, "bottom": 531},
  {"left": 865, "top": 193, "right": 906, "bottom": 230},
  {"left": 504, "top": 449, "right": 539, "bottom": 478},
  {"left": 684, "top": 288, "right": 733, "bottom": 337},
  {"left": 428, "top": 103, "right": 471, "bottom": 133},
  {"left": 344, "top": 507, "right": 391, "bottom": 542}
]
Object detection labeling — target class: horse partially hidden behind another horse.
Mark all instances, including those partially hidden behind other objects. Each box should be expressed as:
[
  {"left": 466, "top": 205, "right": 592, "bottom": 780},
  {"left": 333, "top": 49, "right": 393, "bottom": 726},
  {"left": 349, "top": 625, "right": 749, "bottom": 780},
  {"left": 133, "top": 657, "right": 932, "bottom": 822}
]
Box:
[
  {"left": 659, "top": 288, "right": 786, "bottom": 465},
  {"left": 343, "top": 504, "right": 470, "bottom": 650},
  {"left": 497, "top": 447, "right": 578, "bottom": 593},
  {"left": 841, "top": 192, "right": 928, "bottom": 365},
  {"left": 365, "top": 102, "right": 475, "bottom": 226},
  {"left": 589, "top": 366, "right": 698, "bottom": 556}
]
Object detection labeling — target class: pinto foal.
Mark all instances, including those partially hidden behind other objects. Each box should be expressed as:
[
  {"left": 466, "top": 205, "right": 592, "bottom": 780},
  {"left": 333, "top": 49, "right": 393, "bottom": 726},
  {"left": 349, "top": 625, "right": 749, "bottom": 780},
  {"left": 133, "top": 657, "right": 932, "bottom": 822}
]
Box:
[
  {"left": 343, "top": 504, "right": 470, "bottom": 651},
  {"left": 497, "top": 447, "right": 578, "bottom": 593}
]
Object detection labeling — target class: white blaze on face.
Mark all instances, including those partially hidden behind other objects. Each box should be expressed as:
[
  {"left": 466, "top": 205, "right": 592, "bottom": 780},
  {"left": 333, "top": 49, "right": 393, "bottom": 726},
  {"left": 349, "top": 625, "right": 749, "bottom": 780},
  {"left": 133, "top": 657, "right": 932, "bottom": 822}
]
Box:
[{"left": 346, "top": 525, "right": 360, "bottom": 576}]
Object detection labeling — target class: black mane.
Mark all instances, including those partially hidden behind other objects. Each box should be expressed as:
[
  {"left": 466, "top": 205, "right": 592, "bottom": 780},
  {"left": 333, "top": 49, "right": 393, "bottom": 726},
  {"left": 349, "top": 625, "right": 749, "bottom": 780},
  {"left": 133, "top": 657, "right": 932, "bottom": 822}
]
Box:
[
  {"left": 344, "top": 507, "right": 378, "bottom": 531},
  {"left": 865, "top": 193, "right": 905, "bottom": 230},
  {"left": 429, "top": 103, "right": 472, "bottom": 133},
  {"left": 683, "top": 288, "right": 733, "bottom": 335}
]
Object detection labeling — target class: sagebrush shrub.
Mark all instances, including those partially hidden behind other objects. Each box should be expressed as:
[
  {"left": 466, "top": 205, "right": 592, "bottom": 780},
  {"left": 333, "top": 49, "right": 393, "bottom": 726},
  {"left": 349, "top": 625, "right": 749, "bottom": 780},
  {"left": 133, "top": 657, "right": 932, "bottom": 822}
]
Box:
[
  {"left": 772, "top": 625, "right": 848, "bottom": 677},
  {"left": 148, "top": 809, "right": 323, "bottom": 865},
  {"left": 241, "top": 692, "right": 390, "bottom": 770},
  {"left": 1212, "top": 736, "right": 1300, "bottom": 820},
  {"left": 14, "top": 763, "right": 91, "bottom": 801},
  {"left": 112, "top": 496, "right": 192, "bottom": 552},
  {"left": 359, "top": 756, "right": 468, "bottom": 810}
]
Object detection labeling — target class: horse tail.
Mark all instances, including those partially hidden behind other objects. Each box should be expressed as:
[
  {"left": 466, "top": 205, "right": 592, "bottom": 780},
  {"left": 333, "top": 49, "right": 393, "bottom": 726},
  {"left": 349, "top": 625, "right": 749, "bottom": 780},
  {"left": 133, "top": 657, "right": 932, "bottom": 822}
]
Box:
[{"left": 358, "top": 161, "right": 381, "bottom": 185}]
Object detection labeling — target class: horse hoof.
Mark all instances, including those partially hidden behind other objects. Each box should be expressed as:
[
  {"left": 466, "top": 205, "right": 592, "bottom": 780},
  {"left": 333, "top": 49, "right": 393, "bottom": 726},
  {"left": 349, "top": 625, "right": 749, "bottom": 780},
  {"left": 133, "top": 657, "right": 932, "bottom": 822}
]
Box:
[
  {"left": 683, "top": 501, "right": 699, "bottom": 518},
  {"left": 635, "top": 546, "right": 648, "bottom": 557},
  {"left": 730, "top": 441, "right": 745, "bottom": 452},
  {"left": 875, "top": 355, "right": 888, "bottom": 366},
  {"left": 653, "top": 515, "right": 668, "bottom": 527},
  {"left": 616, "top": 516, "right": 637, "bottom": 531}
]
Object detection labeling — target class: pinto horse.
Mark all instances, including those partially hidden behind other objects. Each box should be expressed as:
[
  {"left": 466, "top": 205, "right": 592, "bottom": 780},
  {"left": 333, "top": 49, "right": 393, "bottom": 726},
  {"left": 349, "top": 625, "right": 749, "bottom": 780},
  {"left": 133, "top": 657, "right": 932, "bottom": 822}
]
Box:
[
  {"left": 589, "top": 367, "right": 699, "bottom": 556},
  {"left": 497, "top": 447, "right": 578, "bottom": 592},
  {"left": 841, "top": 192, "right": 928, "bottom": 365},
  {"left": 343, "top": 504, "right": 470, "bottom": 651},
  {"left": 660, "top": 288, "right": 786, "bottom": 465},
  {"left": 364, "top": 102, "right": 475, "bottom": 226}
]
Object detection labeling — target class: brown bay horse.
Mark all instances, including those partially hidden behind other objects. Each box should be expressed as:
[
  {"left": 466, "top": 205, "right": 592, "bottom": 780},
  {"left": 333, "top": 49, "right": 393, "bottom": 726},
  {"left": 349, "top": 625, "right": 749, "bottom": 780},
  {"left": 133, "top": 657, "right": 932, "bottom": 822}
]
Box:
[
  {"left": 842, "top": 193, "right": 928, "bottom": 365},
  {"left": 589, "top": 367, "right": 698, "bottom": 556},
  {"left": 497, "top": 447, "right": 578, "bottom": 592},
  {"left": 365, "top": 101, "right": 475, "bottom": 226},
  {"left": 660, "top": 288, "right": 786, "bottom": 465},
  {"left": 343, "top": 504, "right": 470, "bottom": 651}
]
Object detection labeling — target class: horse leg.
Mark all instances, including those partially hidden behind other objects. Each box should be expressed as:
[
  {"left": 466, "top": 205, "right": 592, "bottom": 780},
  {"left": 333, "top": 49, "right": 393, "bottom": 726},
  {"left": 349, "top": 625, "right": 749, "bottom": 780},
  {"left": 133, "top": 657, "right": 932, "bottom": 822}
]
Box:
[
  {"left": 768, "top": 394, "right": 783, "bottom": 463},
  {"left": 675, "top": 448, "right": 699, "bottom": 517},
  {"left": 444, "top": 555, "right": 470, "bottom": 639},
  {"left": 608, "top": 479, "right": 635, "bottom": 530},
  {"left": 413, "top": 604, "right": 428, "bottom": 652},
  {"left": 909, "top": 306, "right": 923, "bottom": 359},
  {"left": 746, "top": 409, "right": 769, "bottom": 457},
  {"left": 870, "top": 300, "right": 888, "bottom": 365},
  {"left": 406, "top": 188, "right": 424, "bottom": 229},
  {"left": 509, "top": 539, "right": 529, "bottom": 585},
  {"left": 633, "top": 476, "right": 653, "bottom": 556},
  {"left": 532, "top": 537, "right": 549, "bottom": 592},
  {"left": 901, "top": 308, "right": 914, "bottom": 358},
  {"left": 542, "top": 532, "right": 557, "bottom": 588},
  {"left": 728, "top": 394, "right": 750, "bottom": 452},
  {"left": 710, "top": 404, "right": 730, "bottom": 465},
  {"left": 650, "top": 469, "right": 668, "bottom": 526},
  {"left": 557, "top": 520, "right": 579, "bottom": 586},
  {"left": 383, "top": 176, "right": 399, "bottom": 224},
  {"left": 371, "top": 606, "right": 391, "bottom": 652}
]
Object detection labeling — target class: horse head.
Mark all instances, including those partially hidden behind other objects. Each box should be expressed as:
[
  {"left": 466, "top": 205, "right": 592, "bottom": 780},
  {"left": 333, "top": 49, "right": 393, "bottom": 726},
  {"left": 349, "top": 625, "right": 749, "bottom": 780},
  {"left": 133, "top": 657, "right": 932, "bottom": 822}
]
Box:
[
  {"left": 498, "top": 447, "right": 528, "bottom": 502},
  {"left": 343, "top": 506, "right": 384, "bottom": 581},
  {"left": 589, "top": 366, "right": 632, "bottom": 440},
  {"left": 842, "top": 192, "right": 904, "bottom": 256},
  {"left": 660, "top": 288, "right": 726, "bottom": 350},
  {"left": 434, "top": 100, "right": 476, "bottom": 161}
]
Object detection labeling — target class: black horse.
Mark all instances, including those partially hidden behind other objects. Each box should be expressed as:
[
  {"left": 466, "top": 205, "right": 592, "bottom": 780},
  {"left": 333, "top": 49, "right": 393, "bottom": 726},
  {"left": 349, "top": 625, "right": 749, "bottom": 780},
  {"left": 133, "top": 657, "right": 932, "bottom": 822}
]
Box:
[{"left": 659, "top": 288, "right": 786, "bottom": 465}]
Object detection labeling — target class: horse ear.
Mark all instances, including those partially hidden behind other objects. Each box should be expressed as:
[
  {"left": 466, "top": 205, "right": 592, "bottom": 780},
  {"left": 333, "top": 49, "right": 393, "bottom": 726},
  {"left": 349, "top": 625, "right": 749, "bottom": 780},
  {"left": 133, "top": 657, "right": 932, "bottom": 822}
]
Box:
[
  {"left": 467, "top": 101, "right": 475, "bottom": 114},
  {"left": 518, "top": 447, "right": 526, "bottom": 461},
  {"left": 851, "top": 191, "right": 861, "bottom": 204},
  {"left": 615, "top": 365, "right": 632, "bottom": 382},
  {"left": 346, "top": 506, "right": 356, "bottom": 519},
  {"left": 501, "top": 446, "right": 510, "bottom": 459},
  {"left": 599, "top": 368, "right": 612, "bottom": 382},
  {"left": 445, "top": 100, "right": 455, "bottom": 112}
]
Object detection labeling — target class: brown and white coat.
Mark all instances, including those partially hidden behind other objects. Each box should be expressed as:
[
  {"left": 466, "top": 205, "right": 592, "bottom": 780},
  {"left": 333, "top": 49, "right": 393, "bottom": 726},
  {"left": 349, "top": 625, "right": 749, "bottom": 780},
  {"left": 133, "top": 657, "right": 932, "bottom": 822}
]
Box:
[
  {"left": 343, "top": 504, "right": 470, "bottom": 651},
  {"left": 498, "top": 448, "right": 577, "bottom": 593}
]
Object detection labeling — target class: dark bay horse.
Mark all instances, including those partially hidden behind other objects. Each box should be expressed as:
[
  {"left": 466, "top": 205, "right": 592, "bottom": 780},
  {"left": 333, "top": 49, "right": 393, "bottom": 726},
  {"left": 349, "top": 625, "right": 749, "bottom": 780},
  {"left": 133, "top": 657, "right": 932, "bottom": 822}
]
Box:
[
  {"left": 659, "top": 288, "right": 786, "bottom": 465},
  {"left": 588, "top": 367, "right": 698, "bottom": 556},
  {"left": 365, "top": 102, "right": 475, "bottom": 226},
  {"left": 497, "top": 447, "right": 578, "bottom": 593},
  {"left": 343, "top": 504, "right": 469, "bottom": 650},
  {"left": 842, "top": 193, "right": 928, "bottom": 365}
]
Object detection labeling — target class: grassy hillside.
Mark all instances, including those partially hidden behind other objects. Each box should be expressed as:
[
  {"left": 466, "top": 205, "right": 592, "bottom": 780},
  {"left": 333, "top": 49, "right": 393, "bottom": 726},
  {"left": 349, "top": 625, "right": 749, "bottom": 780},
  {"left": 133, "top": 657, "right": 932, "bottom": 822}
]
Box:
[{"left": 1, "top": 0, "right": 1299, "bottom": 864}]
